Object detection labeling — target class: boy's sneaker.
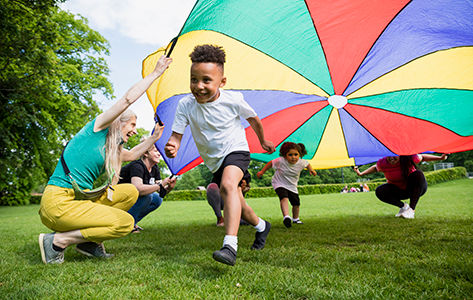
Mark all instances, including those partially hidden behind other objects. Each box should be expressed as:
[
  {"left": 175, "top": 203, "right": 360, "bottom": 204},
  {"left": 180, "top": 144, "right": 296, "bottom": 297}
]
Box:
[
  {"left": 212, "top": 245, "right": 237, "bottom": 266},
  {"left": 283, "top": 216, "right": 292, "bottom": 228},
  {"left": 400, "top": 207, "right": 415, "bottom": 219},
  {"left": 38, "top": 233, "right": 64, "bottom": 264},
  {"left": 395, "top": 203, "right": 410, "bottom": 217},
  {"left": 251, "top": 220, "right": 271, "bottom": 250},
  {"left": 76, "top": 242, "right": 114, "bottom": 258},
  {"left": 292, "top": 219, "right": 303, "bottom": 224}
]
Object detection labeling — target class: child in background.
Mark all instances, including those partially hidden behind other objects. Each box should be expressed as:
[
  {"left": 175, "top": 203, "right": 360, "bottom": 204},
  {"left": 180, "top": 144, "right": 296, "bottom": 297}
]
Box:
[
  {"left": 165, "top": 45, "right": 275, "bottom": 266},
  {"left": 257, "top": 142, "right": 317, "bottom": 228}
]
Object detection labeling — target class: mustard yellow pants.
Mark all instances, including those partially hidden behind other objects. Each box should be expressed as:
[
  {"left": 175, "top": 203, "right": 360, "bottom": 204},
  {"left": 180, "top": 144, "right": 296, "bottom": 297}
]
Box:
[{"left": 39, "top": 184, "right": 138, "bottom": 243}]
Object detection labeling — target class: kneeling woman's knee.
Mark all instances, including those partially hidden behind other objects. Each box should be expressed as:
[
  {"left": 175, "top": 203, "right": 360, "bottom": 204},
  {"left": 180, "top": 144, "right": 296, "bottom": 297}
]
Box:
[{"left": 111, "top": 212, "right": 134, "bottom": 237}]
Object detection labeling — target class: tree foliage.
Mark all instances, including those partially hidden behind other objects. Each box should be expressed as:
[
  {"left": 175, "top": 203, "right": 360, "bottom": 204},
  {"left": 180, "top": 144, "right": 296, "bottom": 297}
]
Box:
[{"left": 0, "top": 0, "right": 112, "bottom": 205}]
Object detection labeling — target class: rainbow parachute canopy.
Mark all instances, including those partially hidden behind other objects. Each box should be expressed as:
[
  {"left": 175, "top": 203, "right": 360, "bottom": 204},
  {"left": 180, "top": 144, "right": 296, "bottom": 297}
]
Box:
[{"left": 143, "top": 0, "right": 473, "bottom": 175}]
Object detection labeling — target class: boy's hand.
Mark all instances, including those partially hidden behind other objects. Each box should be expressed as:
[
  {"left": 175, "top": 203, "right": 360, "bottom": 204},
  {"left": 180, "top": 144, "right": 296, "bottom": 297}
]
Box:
[
  {"left": 310, "top": 170, "right": 317, "bottom": 176},
  {"left": 256, "top": 171, "right": 263, "bottom": 179},
  {"left": 261, "top": 140, "right": 275, "bottom": 154},
  {"left": 164, "top": 140, "right": 178, "bottom": 158}
]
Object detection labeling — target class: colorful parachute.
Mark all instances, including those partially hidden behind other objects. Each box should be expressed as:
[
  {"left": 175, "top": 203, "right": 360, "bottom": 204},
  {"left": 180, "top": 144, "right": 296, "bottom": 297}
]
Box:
[{"left": 143, "top": 0, "right": 473, "bottom": 175}]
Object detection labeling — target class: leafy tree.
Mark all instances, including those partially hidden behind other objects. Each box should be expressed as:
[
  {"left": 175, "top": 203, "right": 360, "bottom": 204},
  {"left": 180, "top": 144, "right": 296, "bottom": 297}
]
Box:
[
  {"left": 446, "top": 150, "right": 473, "bottom": 169},
  {"left": 0, "top": 0, "right": 112, "bottom": 205},
  {"left": 464, "top": 160, "right": 473, "bottom": 173},
  {"left": 174, "top": 164, "right": 210, "bottom": 190}
]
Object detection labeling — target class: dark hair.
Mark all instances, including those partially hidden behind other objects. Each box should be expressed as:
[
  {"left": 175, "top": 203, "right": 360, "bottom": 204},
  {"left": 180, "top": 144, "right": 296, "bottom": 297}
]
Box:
[
  {"left": 399, "top": 155, "right": 418, "bottom": 179},
  {"left": 189, "top": 45, "right": 226, "bottom": 68},
  {"left": 279, "top": 142, "right": 307, "bottom": 158}
]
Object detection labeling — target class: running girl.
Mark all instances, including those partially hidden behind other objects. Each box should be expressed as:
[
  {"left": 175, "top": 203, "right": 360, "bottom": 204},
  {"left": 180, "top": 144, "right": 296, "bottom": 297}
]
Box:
[{"left": 257, "top": 142, "right": 317, "bottom": 228}]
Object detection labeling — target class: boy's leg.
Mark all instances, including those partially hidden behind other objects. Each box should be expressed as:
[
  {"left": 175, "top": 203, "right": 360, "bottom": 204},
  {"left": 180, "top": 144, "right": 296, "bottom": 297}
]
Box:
[
  {"left": 220, "top": 165, "right": 244, "bottom": 236},
  {"left": 212, "top": 165, "right": 243, "bottom": 266}
]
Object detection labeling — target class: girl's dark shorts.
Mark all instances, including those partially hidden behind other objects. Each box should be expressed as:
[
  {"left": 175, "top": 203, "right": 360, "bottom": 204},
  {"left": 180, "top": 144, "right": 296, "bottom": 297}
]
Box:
[
  {"left": 212, "top": 151, "right": 250, "bottom": 186},
  {"left": 275, "top": 187, "right": 301, "bottom": 206}
]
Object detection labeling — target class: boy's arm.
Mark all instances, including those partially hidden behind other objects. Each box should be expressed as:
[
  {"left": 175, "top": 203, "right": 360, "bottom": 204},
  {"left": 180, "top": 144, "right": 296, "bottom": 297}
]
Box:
[
  {"left": 247, "top": 116, "right": 275, "bottom": 154},
  {"left": 256, "top": 161, "right": 273, "bottom": 178},
  {"left": 164, "top": 131, "right": 183, "bottom": 158}
]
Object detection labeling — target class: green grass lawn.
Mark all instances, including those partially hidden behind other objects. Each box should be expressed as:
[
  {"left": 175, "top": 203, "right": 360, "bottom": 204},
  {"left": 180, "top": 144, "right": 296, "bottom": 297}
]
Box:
[{"left": 1, "top": 179, "right": 472, "bottom": 299}]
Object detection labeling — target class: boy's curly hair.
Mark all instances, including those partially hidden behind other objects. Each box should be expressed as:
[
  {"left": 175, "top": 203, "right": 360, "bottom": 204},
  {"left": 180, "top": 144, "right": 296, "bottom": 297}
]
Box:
[
  {"left": 189, "top": 45, "right": 226, "bottom": 67},
  {"left": 279, "top": 142, "right": 307, "bottom": 158}
]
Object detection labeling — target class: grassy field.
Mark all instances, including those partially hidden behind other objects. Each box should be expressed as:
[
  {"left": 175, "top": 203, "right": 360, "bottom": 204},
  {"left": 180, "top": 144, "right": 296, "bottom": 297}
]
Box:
[{"left": 0, "top": 179, "right": 472, "bottom": 299}]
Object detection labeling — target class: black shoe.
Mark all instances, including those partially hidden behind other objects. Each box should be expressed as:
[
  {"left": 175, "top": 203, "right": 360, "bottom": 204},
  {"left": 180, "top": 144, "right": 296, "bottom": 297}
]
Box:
[
  {"left": 76, "top": 242, "right": 114, "bottom": 259},
  {"left": 212, "top": 245, "right": 237, "bottom": 266},
  {"left": 283, "top": 217, "right": 292, "bottom": 228},
  {"left": 251, "top": 221, "right": 271, "bottom": 250}
]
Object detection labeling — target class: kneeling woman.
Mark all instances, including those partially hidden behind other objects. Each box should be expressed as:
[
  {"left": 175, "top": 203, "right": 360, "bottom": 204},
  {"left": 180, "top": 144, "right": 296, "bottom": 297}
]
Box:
[
  {"left": 38, "top": 56, "right": 172, "bottom": 264},
  {"left": 354, "top": 153, "right": 447, "bottom": 219}
]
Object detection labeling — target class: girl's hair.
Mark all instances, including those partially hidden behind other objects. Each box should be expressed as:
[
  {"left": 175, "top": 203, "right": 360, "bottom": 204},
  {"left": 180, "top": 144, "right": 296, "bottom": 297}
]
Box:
[
  {"left": 104, "top": 109, "right": 136, "bottom": 184},
  {"left": 279, "top": 142, "right": 307, "bottom": 158},
  {"left": 189, "top": 45, "right": 226, "bottom": 68},
  {"left": 399, "top": 155, "right": 418, "bottom": 180}
]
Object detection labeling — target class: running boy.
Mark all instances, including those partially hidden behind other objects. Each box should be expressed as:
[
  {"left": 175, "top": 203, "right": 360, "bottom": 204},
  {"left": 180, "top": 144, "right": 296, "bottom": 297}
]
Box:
[
  {"left": 164, "top": 45, "right": 275, "bottom": 266},
  {"left": 257, "top": 142, "right": 317, "bottom": 228}
]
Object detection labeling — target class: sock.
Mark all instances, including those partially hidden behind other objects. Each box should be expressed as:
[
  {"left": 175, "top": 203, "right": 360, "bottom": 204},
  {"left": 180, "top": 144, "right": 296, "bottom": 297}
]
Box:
[
  {"left": 223, "top": 235, "right": 238, "bottom": 251},
  {"left": 283, "top": 215, "right": 291, "bottom": 220},
  {"left": 254, "top": 217, "right": 266, "bottom": 233},
  {"left": 52, "top": 243, "right": 65, "bottom": 252},
  {"left": 292, "top": 218, "right": 300, "bottom": 222}
]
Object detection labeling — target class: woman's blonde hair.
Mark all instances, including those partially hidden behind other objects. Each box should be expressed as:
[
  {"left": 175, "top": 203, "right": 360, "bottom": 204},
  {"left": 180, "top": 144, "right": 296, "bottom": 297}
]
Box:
[{"left": 104, "top": 109, "right": 136, "bottom": 184}]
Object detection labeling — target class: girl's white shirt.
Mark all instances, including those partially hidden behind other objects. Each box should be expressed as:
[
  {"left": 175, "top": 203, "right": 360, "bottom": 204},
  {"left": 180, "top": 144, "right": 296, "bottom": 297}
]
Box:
[{"left": 271, "top": 156, "right": 309, "bottom": 194}]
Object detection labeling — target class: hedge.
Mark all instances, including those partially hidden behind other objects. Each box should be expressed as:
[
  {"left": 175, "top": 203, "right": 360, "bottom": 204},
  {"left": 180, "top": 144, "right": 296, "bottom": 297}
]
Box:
[
  {"left": 24, "top": 166, "right": 468, "bottom": 205},
  {"left": 164, "top": 166, "right": 467, "bottom": 201}
]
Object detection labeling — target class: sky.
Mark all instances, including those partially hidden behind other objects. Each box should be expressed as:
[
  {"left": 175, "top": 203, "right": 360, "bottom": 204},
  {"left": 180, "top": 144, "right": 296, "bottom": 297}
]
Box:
[{"left": 60, "top": 0, "right": 196, "bottom": 131}]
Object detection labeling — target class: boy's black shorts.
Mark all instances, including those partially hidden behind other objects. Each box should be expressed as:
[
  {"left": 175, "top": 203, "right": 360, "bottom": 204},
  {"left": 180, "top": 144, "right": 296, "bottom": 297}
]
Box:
[
  {"left": 211, "top": 151, "right": 250, "bottom": 187},
  {"left": 275, "top": 187, "right": 301, "bottom": 206}
]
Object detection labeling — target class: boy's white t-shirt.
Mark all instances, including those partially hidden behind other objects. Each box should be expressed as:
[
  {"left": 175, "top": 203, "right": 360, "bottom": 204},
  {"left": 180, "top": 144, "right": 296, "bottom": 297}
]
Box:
[
  {"left": 172, "top": 89, "right": 257, "bottom": 173},
  {"left": 271, "top": 156, "right": 309, "bottom": 194}
]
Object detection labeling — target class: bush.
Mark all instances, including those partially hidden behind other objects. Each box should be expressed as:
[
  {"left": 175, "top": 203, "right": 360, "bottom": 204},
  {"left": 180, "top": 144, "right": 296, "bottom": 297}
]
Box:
[
  {"left": 163, "top": 167, "right": 467, "bottom": 201},
  {"left": 5, "top": 167, "right": 467, "bottom": 205},
  {"left": 165, "top": 190, "right": 207, "bottom": 201}
]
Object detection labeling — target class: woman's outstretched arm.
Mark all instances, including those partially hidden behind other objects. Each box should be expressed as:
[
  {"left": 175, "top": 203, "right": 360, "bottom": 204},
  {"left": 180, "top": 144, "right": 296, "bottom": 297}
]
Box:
[{"left": 94, "top": 56, "right": 172, "bottom": 132}]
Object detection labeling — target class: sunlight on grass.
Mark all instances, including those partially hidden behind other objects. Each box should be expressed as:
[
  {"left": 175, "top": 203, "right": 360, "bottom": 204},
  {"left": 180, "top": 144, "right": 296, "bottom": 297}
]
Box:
[{"left": 0, "top": 179, "right": 471, "bottom": 299}]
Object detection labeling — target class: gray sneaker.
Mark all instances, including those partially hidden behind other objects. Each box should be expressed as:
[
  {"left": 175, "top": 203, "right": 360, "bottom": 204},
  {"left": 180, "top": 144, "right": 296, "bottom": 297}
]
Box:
[
  {"left": 76, "top": 242, "right": 114, "bottom": 258},
  {"left": 212, "top": 245, "right": 237, "bottom": 266},
  {"left": 39, "top": 233, "right": 64, "bottom": 264}
]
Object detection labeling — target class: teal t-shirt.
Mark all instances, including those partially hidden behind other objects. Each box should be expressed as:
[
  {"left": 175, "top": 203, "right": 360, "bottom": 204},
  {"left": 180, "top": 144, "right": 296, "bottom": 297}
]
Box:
[{"left": 48, "top": 119, "right": 109, "bottom": 190}]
